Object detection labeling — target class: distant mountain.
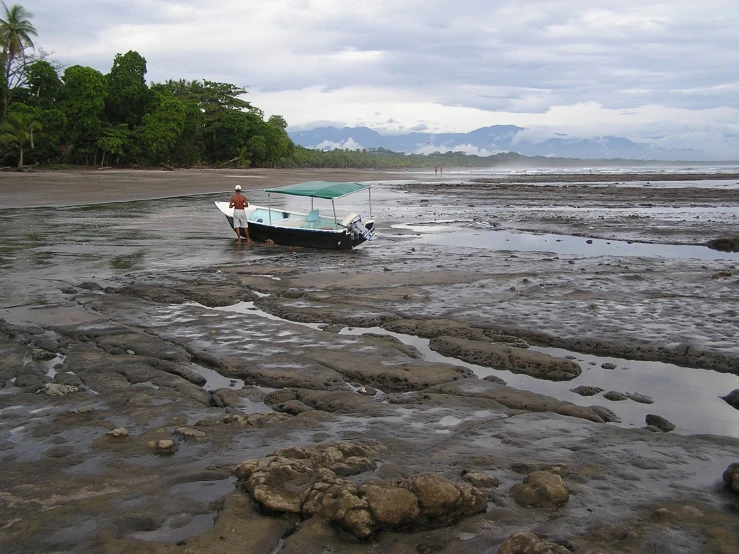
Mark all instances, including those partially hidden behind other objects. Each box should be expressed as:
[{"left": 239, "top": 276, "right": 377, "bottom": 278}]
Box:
[{"left": 288, "top": 125, "right": 714, "bottom": 161}]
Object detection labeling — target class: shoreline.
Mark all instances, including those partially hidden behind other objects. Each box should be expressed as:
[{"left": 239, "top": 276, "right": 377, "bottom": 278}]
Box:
[
  {"left": 2, "top": 167, "right": 738, "bottom": 209},
  {"left": 0, "top": 167, "right": 406, "bottom": 208}
]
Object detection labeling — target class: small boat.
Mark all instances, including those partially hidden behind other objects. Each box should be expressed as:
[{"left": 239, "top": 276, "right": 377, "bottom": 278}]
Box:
[{"left": 215, "top": 181, "right": 377, "bottom": 250}]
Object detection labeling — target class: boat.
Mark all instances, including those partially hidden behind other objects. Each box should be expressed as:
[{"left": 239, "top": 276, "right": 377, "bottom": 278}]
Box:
[{"left": 215, "top": 181, "right": 377, "bottom": 250}]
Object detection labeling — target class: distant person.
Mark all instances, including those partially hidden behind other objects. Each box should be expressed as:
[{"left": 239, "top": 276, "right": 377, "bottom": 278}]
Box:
[
  {"left": 434, "top": 166, "right": 438, "bottom": 175},
  {"left": 440, "top": 167, "right": 443, "bottom": 176},
  {"left": 229, "top": 184, "right": 253, "bottom": 244}
]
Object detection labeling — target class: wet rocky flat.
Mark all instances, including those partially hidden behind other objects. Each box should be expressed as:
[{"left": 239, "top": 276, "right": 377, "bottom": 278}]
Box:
[{"left": 1, "top": 173, "right": 739, "bottom": 553}]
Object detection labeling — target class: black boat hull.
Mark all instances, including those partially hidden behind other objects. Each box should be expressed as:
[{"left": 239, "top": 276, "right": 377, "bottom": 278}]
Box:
[{"left": 225, "top": 216, "right": 374, "bottom": 250}]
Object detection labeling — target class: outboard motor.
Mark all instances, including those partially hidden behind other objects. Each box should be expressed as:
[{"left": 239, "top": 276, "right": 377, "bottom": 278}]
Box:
[{"left": 341, "top": 213, "right": 377, "bottom": 241}]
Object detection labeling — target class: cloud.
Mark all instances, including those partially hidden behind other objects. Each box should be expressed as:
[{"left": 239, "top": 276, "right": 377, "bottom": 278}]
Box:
[
  {"left": 314, "top": 138, "right": 365, "bottom": 151},
  {"left": 22, "top": 0, "right": 739, "bottom": 156}
]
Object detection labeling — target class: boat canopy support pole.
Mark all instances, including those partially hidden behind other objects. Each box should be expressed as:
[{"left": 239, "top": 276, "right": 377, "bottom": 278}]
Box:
[
  {"left": 368, "top": 187, "right": 373, "bottom": 219},
  {"left": 311, "top": 198, "right": 314, "bottom": 210},
  {"left": 268, "top": 193, "right": 272, "bottom": 224},
  {"left": 332, "top": 200, "right": 337, "bottom": 227}
]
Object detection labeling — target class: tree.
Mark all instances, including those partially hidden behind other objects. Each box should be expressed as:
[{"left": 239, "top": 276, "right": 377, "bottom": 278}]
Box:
[
  {"left": 0, "top": 105, "right": 41, "bottom": 168},
  {"left": 60, "top": 65, "right": 107, "bottom": 163},
  {"left": 24, "top": 60, "right": 62, "bottom": 109},
  {"left": 0, "top": 2, "right": 37, "bottom": 117},
  {"left": 105, "top": 51, "right": 149, "bottom": 127},
  {"left": 96, "top": 124, "right": 129, "bottom": 166},
  {"left": 136, "top": 93, "right": 186, "bottom": 164}
]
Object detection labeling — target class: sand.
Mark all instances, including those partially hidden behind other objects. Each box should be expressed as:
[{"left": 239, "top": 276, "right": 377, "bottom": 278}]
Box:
[{"left": 0, "top": 167, "right": 407, "bottom": 208}]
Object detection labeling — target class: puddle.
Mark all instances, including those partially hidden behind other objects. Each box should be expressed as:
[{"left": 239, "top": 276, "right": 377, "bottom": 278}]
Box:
[
  {"left": 189, "top": 363, "right": 243, "bottom": 391},
  {"left": 339, "top": 327, "right": 739, "bottom": 438},
  {"left": 403, "top": 226, "right": 739, "bottom": 261},
  {"left": 211, "top": 301, "right": 325, "bottom": 330},
  {"left": 128, "top": 512, "right": 216, "bottom": 543},
  {"left": 168, "top": 477, "right": 236, "bottom": 503}
]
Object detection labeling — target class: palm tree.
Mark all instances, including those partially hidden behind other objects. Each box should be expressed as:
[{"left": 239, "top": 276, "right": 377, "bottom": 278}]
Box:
[
  {"left": 0, "top": 109, "right": 41, "bottom": 169},
  {"left": 0, "top": 3, "right": 37, "bottom": 117},
  {"left": 0, "top": 2, "right": 37, "bottom": 62}
]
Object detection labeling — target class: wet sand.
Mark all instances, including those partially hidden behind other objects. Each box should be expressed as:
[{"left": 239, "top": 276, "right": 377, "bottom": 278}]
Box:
[
  {"left": 0, "top": 167, "right": 404, "bottom": 208},
  {"left": 1, "top": 169, "right": 739, "bottom": 553}
]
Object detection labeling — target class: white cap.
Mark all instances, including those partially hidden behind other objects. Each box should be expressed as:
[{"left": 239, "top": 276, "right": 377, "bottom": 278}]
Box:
[{"left": 234, "top": 185, "right": 242, "bottom": 191}]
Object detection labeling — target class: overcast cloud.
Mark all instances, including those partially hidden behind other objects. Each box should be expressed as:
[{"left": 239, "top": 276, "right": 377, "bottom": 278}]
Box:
[{"left": 24, "top": 0, "right": 739, "bottom": 155}]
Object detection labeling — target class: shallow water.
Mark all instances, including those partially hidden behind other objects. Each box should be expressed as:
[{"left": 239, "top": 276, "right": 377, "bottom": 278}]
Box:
[
  {"left": 399, "top": 225, "right": 739, "bottom": 261},
  {"left": 338, "top": 326, "right": 739, "bottom": 438}
]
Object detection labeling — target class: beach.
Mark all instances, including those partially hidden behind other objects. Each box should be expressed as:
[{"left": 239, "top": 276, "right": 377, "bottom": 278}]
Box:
[{"left": 1, "top": 168, "right": 738, "bottom": 553}]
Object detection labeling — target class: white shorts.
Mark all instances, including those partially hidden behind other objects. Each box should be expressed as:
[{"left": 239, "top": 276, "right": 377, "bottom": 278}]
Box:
[{"left": 233, "top": 209, "right": 248, "bottom": 228}]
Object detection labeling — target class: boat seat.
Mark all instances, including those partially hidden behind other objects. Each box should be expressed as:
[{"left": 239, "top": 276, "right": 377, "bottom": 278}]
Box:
[{"left": 303, "top": 209, "right": 320, "bottom": 228}]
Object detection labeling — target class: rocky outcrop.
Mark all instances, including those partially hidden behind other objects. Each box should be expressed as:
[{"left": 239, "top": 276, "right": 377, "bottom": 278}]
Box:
[
  {"left": 722, "top": 463, "right": 739, "bottom": 493},
  {"left": 233, "top": 442, "right": 486, "bottom": 538},
  {"left": 429, "top": 336, "right": 581, "bottom": 381},
  {"left": 646, "top": 414, "right": 675, "bottom": 432},
  {"left": 707, "top": 237, "right": 739, "bottom": 252},
  {"left": 382, "top": 318, "right": 529, "bottom": 347},
  {"left": 498, "top": 531, "right": 571, "bottom": 554},
  {"left": 722, "top": 389, "right": 739, "bottom": 410},
  {"left": 510, "top": 471, "right": 569, "bottom": 509},
  {"left": 570, "top": 385, "right": 603, "bottom": 396}
]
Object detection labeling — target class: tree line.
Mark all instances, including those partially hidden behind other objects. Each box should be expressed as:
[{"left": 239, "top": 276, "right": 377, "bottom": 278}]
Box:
[{"left": 0, "top": 3, "right": 296, "bottom": 170}]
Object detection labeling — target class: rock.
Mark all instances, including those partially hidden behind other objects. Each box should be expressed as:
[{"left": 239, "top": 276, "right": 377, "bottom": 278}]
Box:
[
  {"left": 45, "top": 383, "right": 79, "bottom": 396},
  {"left": 15, "top": 372, "right": 45, "bottom": 392},
  {"left": 601, "top": 362, "right": 617, "bottom": 369},
  {"left": 174, "top": 426, "right": 206, "bottom": 439},
  {"left": 461, "top": 470, "right": 500, "bottom": 489},
  {"left": 645, "top": 425, "right": 663, "bottom": 433},
  {"left": 211, "top": 387, "right": 242, "bottom": 408},
  {"left": 399, "top": 473, "right": 486, "bottom": 524},
  {"left": 498, "top": 531, "right": 571, "bottom": 554},
  {"left": 603, "top": 391, "right": 629, "bottom": 401},
  {"left": 222, "top": 412, "right": 289, "bottom": 427},
  {"left": 72, "top": 405, "right": 94, "bottom": 414},
  {"left": 589, "top": 405, "right": 620, "bottom": 423},
  {"left": 626, "top": 392, "right": 654, "bottom": 404},
  {"left": 510, "top": 471, "right": 569, "bottom": 509},
  {"left": 107, "top": 428, "right": 129, "bottom": 438},
  {"left": 147, "top": 439, "right": 177, "bottom": 454},
  {"left": 556, "top": 404, "right": 604, "bottom": 423},
  {"left": 722, "top": 389, "right": 739, "bottom": 409},
  {"left": 233, "top": 442, "right": 485, "bottom": 539},
  {"left": 707, "top": 237, "right": 739, "bottom": 252},
  {"left": 429, "top": 336, "right": 581, "bottom": 381},
  {"left": 483, "top": 375, "right": 507, "bottom": 385},
  {"left": 360, "top": 482, "right": 420, "bottom": 527},
  {"left": 570, "top": 385, "right": 604, "bottom": 396},
  {"left": 645, "top": 414, "right": 675, "bottom": 432},
  {"left": 273, "top": 399, "right": 313, "bottom": 415},
  {"left": 722, "top": 462, "right": 739, "bottom": 493},
  {"left": 52, "top": 372, "right": 83, "bottom": 387},
  {"left": 126, "top": 349, "right": 135, "bottom": 355},
  {"left": 263, "top": 388, "right": 298, "bottom": 405},
  {"left": 31, "top": 348, "right": 56, "bottom": 361}
]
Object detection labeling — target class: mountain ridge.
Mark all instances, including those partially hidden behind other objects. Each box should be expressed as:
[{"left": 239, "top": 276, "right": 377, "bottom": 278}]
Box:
[{"left": 288, "top": 125, "right": 716, "bottom": 162}]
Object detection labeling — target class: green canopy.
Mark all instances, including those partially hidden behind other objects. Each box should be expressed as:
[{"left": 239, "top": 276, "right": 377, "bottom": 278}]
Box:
[{"left": 264, "top": 181, "right": 369, "bottom": 200}]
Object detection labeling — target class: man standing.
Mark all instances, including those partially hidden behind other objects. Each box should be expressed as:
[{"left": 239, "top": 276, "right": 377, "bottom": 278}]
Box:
[{"left": 229, "top": 185, "right": 253, "bottom": 244}]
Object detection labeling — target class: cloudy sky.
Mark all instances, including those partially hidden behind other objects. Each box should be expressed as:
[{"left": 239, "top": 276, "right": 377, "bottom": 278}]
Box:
[{"left": 23, "top": 0, "right": 739, "bottom": 154}]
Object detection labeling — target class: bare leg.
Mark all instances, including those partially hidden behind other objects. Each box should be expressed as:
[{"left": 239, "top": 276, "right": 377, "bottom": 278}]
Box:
[
  {"left": 245, "top": 226, "right": 253, "bottom": 244},
  {"left": 234, "top": 227, "right": 241, "bottom": 242}
]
